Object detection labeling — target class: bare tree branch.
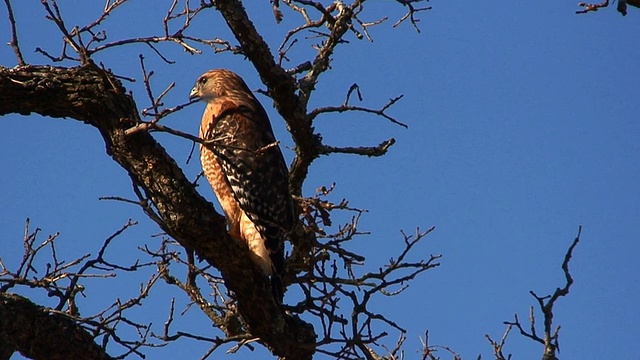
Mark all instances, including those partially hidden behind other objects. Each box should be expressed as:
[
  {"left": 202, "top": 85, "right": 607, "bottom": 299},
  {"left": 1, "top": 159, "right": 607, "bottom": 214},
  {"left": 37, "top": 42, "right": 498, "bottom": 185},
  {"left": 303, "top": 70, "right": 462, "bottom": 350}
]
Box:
[
  {"left": 0, "top": 218, "right": 164, "bottom": 359},
  {"left": 503, "top": 226, "right": 582, "bottom": 360},
  {"left": 320, "top": 138, "right": 396, "bottom": 157},
  {"left": 40, "top": 0, "right": 91, "bottom": 63},
  {"left": 393, "top": 0, "right": 432, "bottom": 32},
  {"left": 2, "top": 0, "right": 26, "bottom": 65},
  {"left": 418, "top": 330, "right": 462, "bottom": 360},
  {"left": 310, "top": 94, "right": 408, "bottom": 128},
  {"left": 485, "top": 325, "right": 513, "bottom": 360},
  {"left": 576, "top": 0, "right": 609, "bottom": 14},
  {"left": 576, "top": 0, "right": 640, "bottom": 15}
]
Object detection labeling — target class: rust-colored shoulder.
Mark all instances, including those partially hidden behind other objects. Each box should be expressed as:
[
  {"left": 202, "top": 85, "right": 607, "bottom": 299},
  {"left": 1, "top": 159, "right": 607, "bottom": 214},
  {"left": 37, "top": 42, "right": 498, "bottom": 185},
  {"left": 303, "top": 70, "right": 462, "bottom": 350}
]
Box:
[
  {"left": 217, "top": 99, "right": 246, "bottom": 113},
  {"left": 200, "top": 100, "right": 242, "bottom": 139}
]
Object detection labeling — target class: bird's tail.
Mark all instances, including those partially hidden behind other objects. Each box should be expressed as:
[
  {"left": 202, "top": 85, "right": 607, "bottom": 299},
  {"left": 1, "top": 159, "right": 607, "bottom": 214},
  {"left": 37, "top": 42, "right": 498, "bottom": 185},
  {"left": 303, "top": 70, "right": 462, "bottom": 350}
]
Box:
[
  {"left": 270, "top": 272, "right": 284, "bottom": 304},
  {"left": 264, "top": 228, "right": 285, "bottom": 304}
]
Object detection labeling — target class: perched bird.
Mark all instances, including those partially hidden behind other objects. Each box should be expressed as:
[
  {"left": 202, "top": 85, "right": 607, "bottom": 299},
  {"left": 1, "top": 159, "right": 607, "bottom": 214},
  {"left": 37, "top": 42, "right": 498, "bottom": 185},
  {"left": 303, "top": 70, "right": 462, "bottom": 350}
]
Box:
[{"left": 189, "top": 69, "right": 294, "bottom": 302}]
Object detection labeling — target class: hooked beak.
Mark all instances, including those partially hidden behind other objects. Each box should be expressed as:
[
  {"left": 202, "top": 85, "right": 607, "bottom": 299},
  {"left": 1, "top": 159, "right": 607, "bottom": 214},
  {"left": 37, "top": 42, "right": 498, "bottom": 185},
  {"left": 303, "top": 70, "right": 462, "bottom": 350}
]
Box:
[{"left": 189, "top": 86, "right": 201, "bottom": 101}]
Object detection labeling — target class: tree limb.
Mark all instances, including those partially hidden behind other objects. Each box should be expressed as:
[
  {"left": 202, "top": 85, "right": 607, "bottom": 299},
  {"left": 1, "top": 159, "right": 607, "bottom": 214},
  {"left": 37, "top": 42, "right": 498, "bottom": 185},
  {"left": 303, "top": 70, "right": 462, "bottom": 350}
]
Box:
[
  {"left": 0, "top": 292, "right": 114, "bottom": 360},
  {"left": 503, "top": 226, "right": 582, "bottom": 360}
]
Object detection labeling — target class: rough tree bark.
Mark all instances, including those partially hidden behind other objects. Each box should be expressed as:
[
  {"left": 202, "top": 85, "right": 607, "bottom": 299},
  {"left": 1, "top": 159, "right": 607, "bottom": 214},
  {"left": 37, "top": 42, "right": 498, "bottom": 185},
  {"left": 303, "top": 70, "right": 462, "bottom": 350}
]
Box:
[{"left": 0, "top": 293, "right": 114, "bottom": 360}]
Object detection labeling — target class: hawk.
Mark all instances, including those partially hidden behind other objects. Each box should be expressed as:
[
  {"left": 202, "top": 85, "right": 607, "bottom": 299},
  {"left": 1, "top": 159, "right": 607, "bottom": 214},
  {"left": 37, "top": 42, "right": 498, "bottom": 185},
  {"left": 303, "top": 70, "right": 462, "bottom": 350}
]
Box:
[{"left": 189, "top": 69, "right": 294, "bottom": 302}]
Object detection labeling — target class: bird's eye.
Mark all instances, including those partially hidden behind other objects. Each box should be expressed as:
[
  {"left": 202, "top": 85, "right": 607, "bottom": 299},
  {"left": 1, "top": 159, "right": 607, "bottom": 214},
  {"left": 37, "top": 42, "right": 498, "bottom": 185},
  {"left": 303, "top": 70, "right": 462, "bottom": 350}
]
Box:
[{"left": 199, "top": 77, "right": 207, "bottom": 85}]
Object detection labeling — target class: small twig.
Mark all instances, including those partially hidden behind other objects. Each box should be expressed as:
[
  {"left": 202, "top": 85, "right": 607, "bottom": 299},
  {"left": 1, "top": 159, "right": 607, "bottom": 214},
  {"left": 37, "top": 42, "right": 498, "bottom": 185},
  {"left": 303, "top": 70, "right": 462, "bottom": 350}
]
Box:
[
  {"left": 147, "top": 42, "right": 176, "bottom": 64},
  {"left": 344, "top": 83, "right": 363, "bottom": 106},
  {"left": 393, "top": 0, "right": 432, "bottom": 33},
  {"left": 353, "top": 14, "right": 388, "bottom": 42},
  {"left": 485, "top": 325, "right": 513, "bottom": 360},
  {"left": 278, "top": 38, "right": 298, "bottom": 65},
  {"left": 319, "top": 138, "right": 396, "bottom": 157},
  {"left": 55, "top": 219, "right": 140, "bottom": 311},
  {"left": 576, "top": 0, "right": 609, "bottom": 14},
  {"left": 79, "top": 0, "right": 127, "bottom": 34},
  {"left": 277, "top": 0, "right": 329, "bottom": 56},
  {"left": 139, "top": 54, "right": 159, "bottom": 117},
  {"left": 0, "top": 218, "right": 161, "bottom": 354},
  {"left": 297, "top": 1, "right": 353, "bottom": 104},
  {"left": 3, "top": 0, "right": 26, "bottom": 65},
  {"left": 309, "top": 94, "right": 408, "bottom": 128},
  {"left": 129, "top": 177, "right": 166, "bottom": 229},
  {"left": 34, "top": 44, "right": 75, "bottom": 62},
  {"left": 41, "top": 0, "right": 91, "bottom": 63},
  {"left": 98, "top": 195, "right": 141, "bottom": 205}
]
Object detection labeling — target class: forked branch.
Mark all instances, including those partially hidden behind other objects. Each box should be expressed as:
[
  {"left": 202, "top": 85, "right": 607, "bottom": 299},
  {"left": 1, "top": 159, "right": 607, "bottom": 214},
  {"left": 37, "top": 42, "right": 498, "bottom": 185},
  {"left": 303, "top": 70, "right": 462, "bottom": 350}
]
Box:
[{"left": 503, "top": 226, "right": 582, "bottom": 360}]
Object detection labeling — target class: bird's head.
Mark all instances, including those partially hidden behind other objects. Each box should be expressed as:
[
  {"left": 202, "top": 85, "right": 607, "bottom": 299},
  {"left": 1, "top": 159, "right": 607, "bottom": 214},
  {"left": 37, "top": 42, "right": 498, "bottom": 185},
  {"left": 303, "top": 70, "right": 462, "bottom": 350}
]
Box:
[{"left": 189, "top": 69, "right": 253, "bottom": 103}]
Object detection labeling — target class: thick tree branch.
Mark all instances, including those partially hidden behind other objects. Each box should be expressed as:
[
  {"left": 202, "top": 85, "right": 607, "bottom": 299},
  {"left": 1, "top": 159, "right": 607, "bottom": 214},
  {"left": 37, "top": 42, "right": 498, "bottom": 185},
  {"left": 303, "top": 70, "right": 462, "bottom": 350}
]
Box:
[
  {"left": 0, "top": 292, "right": 114, "bottom": 360},
  {"left": 0, "top": 64, "right": 315, "bottom": 360}
]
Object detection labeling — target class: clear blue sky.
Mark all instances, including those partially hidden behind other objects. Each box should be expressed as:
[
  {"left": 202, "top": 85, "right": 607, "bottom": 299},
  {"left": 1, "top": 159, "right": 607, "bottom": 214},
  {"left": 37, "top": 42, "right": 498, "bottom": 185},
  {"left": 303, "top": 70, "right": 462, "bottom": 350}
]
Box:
[{"left": 1, "top": 1, "right": 639, "bottom": 359}]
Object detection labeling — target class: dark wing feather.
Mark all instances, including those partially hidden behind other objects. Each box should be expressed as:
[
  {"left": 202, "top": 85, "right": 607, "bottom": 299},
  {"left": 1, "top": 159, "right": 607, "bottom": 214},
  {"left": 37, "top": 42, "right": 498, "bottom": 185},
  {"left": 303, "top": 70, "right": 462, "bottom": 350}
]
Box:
[
  {"left": 206, "top": 101, "right": 293, "bottom": 233},
  {"left": 203, "top": 99, "right": 293, "bottom": 300}
]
